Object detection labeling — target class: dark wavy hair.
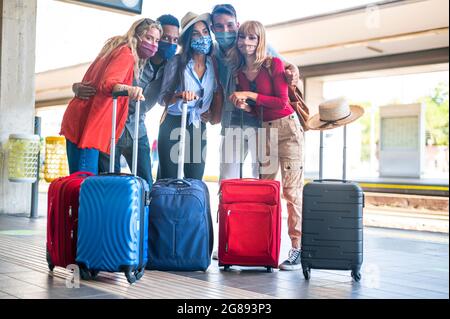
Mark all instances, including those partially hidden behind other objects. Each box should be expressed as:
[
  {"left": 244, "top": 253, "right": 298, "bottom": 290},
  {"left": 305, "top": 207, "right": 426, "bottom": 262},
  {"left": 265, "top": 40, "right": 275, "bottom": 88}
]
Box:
[{"left": 176, "top": 20, "right": 212, "bottom": 90}]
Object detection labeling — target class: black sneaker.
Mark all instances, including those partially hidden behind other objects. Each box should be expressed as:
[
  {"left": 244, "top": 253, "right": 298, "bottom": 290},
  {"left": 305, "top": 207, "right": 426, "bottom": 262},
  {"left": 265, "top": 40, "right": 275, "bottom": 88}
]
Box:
[{"left": 279, "top": 248, "right": 302, "bottom": 271}]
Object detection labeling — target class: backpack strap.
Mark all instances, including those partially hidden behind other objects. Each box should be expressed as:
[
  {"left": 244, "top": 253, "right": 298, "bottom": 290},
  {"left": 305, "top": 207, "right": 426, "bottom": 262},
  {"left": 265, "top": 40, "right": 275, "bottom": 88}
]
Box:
[{"left": 263, "top": 56, "right": 274, "bottom": 77}]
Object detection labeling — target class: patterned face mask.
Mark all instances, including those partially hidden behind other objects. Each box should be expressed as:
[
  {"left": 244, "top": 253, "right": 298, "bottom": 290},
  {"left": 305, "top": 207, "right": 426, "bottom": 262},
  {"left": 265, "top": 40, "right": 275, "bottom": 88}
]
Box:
[{"left": 190, "top": 35, "right": 212, "bottom": 55}]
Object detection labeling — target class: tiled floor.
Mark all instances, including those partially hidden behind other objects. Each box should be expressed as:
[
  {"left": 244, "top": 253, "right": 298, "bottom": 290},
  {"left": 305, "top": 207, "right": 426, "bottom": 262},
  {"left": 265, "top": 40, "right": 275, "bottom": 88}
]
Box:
[{"left": 0, "top": 185, "right": 448, "bottom": 299}]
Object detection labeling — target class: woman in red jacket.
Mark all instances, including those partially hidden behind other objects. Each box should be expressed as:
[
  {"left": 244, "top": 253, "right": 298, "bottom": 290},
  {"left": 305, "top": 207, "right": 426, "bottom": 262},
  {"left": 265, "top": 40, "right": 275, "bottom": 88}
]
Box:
[
  {"left": 229, "top": 21, "right": 305, "bottom": 271},
  {"left": 60, "top": 18, "right": 162, "bottom": 174}
]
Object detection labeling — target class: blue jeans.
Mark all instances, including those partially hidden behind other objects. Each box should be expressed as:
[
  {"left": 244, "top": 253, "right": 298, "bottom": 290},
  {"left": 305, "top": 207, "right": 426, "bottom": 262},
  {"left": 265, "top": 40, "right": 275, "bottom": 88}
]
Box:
[
  {"left": 98, "top": 129, "right": 153, "bottom": 187},
  {"left": 66, "top": 139, "right": 99, "bottom": 175}
]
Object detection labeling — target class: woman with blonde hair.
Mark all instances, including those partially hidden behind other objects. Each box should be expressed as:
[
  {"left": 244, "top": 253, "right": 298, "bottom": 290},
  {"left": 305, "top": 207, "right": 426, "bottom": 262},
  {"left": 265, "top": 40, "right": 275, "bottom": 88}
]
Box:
[
  {"left": 229, "top": 21, "right": 305, "bottom": 271},
  {"left": 60, "top": 18, "right": 162, "bottom": 174}
]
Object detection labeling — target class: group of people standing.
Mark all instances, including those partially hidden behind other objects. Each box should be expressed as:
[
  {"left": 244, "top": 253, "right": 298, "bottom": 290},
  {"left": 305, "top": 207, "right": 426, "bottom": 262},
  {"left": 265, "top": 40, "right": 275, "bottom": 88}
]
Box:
[{"left": 60, "top": 4, "right": 305, "bottom": 271}]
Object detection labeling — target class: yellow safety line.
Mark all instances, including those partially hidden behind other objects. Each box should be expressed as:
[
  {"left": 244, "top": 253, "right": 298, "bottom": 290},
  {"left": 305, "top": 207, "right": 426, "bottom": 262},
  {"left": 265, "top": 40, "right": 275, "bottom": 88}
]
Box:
[
  {"left": 191, "top": 176, "right": 449, "bottom": 192},
  {"left": 357, "top": 183, "right": 449, "bottom": 192}
]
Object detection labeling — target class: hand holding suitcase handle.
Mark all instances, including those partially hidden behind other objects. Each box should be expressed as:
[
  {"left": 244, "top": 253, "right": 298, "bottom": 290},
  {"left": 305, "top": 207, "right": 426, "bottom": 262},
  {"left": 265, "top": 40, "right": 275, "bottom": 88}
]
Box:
[
  {"left": 112, "top": 90, "right": 129, "bottom": 98},
  {"left": 113, "top": 85, "right": 145, "bottom": 101}
]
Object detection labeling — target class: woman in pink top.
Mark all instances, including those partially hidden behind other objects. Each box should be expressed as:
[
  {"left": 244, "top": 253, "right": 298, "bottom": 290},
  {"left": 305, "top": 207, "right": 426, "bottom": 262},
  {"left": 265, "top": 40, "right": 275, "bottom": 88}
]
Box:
[{"left": 229, "top": 21, "right": 305, "bottom": 271}]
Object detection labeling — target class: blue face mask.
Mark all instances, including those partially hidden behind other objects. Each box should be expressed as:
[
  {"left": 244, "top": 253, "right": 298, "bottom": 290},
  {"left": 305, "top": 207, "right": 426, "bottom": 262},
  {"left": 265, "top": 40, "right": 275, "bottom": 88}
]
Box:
[
  {"left": 191, "top": 36, "right": 212, "bottom": 55},
  {"left": 215, "top": 32, "right": 237, "bottom": 50},
  {"left": 157, "top": 41, "right": 177, "bottom": 60}
]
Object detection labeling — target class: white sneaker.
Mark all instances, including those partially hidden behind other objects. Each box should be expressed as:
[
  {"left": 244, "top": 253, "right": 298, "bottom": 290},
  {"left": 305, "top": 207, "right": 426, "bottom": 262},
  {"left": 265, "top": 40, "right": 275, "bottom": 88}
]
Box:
[{"left": 279, "top": 248, "right": 302, "bottom": 271}]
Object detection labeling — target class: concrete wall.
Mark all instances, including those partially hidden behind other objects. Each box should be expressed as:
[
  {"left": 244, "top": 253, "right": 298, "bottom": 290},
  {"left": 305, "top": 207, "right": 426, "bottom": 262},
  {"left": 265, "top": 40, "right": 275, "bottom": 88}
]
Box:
[{"left": 0, "top": 0, "right": 37, "bottom": 215}]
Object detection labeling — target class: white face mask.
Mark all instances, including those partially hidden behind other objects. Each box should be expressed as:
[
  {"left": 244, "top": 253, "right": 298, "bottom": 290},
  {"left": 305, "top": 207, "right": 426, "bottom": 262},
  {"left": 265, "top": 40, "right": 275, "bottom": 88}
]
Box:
[{"left": 237, "top": 34, "right": 258, "bottom": 56}]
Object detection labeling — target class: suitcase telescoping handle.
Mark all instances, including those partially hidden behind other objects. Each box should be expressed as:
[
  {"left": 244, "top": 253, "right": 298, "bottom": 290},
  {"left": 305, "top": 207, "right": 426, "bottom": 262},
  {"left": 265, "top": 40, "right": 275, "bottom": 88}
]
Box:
[
  {"left": 318, "top": 125, "right": 347, "bottom": 182},
  {"left": 177, "top": 101, "right": 189, "bottom": 180},
  {"left": 111, "top": 90, "right": 141, "bottom": 176},
  {"left": 239, "top": 104, "right": 264, "bottom": 179}
]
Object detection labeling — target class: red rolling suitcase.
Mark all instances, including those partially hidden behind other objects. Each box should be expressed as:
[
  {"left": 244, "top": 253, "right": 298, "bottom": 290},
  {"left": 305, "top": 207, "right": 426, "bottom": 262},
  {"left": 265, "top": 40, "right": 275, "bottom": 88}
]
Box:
[
  {"left": 218, "top": 110, "right": 282, "bottom": 272},
  {"left": 46, "top": 171, "right": 94, "bottom": 270}
]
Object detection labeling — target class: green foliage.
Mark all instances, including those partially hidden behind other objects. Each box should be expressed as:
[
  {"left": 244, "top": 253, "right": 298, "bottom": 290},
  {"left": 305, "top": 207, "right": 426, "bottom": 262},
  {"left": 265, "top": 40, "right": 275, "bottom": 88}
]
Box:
[
  {"left": 420, "top": 82, "right": 449, "bottom": 146},
  {"left": 356, "top": 82, "right": 449, "bottom": 165},
  {"left": 357, "top": 102, "right": 378, "bottom": 162}
]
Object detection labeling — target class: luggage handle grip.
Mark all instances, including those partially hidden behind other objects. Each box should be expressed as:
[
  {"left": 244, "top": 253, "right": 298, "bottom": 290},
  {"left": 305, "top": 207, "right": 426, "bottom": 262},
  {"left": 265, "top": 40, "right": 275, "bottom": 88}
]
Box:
[
  {"left": 112, "top": 90, "right": 128, "bottom": 99},
  {"left": 167, "top": 179, "right": 192, "bottom": 187},
  {"left": 99, "top": 172, "right": 133, "bottom": 177},
  {"left": 314, "top": 179, "right": 350, "bottom": 183},
  {"left": 69, "top": 171, "right": 95, "bottom": 178}
]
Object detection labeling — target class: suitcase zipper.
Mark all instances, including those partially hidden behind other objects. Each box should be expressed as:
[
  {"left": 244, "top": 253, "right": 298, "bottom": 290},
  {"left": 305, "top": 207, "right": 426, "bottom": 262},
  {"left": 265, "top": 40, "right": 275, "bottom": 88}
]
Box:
[
  {"left": 225, "top": 210, "right": 231, "bottom": 253},
  {"left": 137, "top": 178, "right": 146, "bottom": 270},
  {"left": 217, "top": 191, "right": 222, "bottom": 223},
  {"left": 221, "top": 182, "right": 279, "bottom": 204}
]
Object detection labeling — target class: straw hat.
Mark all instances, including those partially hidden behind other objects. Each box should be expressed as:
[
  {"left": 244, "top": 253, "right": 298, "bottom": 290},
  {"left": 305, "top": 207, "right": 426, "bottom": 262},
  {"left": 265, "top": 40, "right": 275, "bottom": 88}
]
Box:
[
  {"left": 180, "top": 12, "right": 211, "bottom": 37},
  {"left": 307, "top": 97, "right": 365, "bottom": 130}
]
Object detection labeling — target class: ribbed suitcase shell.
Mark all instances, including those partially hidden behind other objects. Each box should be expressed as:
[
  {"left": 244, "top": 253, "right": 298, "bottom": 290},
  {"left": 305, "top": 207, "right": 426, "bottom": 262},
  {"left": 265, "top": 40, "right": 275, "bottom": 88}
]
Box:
[
  {"left": 301, "top": 181, "right": 364, "bottom": 274},
  {"left": 218, "top": 179, "right": 282, "bottom": 270},
  {"left": 76, "top": 175, "right": 149, "bottom": 273},
  {"left": 146, "top": 178, "right": 213, "bottom": 271}
]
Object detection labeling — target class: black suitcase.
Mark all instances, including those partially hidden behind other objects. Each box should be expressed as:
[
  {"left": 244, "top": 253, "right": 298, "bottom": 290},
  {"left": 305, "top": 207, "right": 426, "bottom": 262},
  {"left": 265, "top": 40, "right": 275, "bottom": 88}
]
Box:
[{"left": 301, "top": 126, "right": 364, "bottom": 282}]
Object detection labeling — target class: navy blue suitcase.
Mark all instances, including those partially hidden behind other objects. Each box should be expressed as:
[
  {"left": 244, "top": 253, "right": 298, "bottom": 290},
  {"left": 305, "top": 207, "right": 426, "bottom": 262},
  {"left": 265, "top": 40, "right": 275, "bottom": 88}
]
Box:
[
  {"left": 147, "top": 178, "right": 213, "bottom": 271},
  {"left": 301, "top": 127, "right": 364, "bottom": 282},
  {"left": 76, "top": 91, "right": 150, "bottom": 284},
  {"left": 147, "top": 102, "right": 213, "bottom": 271}
]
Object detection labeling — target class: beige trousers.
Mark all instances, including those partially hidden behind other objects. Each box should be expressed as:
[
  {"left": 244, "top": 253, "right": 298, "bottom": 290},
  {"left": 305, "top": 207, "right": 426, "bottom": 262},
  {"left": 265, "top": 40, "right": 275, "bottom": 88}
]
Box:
[{"left": 260, "top": 113, "right": 304, "bottom": 249}]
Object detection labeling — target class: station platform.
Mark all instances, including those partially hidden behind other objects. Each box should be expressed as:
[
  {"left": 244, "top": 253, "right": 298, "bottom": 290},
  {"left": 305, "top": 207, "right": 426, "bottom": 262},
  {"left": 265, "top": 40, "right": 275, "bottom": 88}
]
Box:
[{"left": 0, "top": 182, "right": 448, "bottom": 299}]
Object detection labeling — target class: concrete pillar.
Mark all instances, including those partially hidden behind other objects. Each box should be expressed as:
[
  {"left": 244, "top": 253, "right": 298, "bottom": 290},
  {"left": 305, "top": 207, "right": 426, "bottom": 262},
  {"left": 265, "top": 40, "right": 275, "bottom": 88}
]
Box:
[{"left": 0, "top": 0, "right": 37, "bottom": 215}]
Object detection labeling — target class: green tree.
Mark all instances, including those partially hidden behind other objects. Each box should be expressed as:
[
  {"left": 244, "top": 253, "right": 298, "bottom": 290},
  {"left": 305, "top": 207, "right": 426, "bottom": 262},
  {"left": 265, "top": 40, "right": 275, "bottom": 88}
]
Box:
[
  {"left": 356, "top": 102, "right": 379, "bottom": 162},
  {"left": 421, "top": 82, "right": 449, "bottom": 146}
]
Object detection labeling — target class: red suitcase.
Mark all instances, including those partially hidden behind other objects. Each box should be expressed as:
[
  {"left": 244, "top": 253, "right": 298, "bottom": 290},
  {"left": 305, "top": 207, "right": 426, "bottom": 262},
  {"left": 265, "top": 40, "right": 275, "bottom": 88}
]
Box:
[
  {"left": 218, "top": 178, "right": 282, "bottom": 272},
  {"left": 46, "top": 171, "right": 93, "bottom": 270}
]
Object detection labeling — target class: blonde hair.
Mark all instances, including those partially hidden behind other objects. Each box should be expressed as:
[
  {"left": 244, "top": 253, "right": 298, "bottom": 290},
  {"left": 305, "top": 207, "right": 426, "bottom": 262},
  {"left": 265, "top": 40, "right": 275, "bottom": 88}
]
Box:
[
  {"left": 229, "top": 20, "right": 267, "bottom": 73},
  {"left": 98, "top": 18, "right": 163, "bottom": 81}
]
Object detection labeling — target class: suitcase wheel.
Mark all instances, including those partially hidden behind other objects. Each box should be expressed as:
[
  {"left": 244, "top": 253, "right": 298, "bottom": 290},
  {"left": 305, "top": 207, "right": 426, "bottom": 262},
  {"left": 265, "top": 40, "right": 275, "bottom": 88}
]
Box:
[
  {"left": 266, "top": 267, "right": 273, "bottom": 273},
  {"left": 46, "top": 249, "right": 55, "bottom": 271},
  {"left": 223, "top": 265, "right": 231, "bottom": 272},
  {"left": 89, "top": 270, "right": 99, "bottom": 279},
  {"left": 302, "top": 268, "right": 311, "bottom": 280},
  {"left": 47, "top": 262, "right": 55, "bottom": 272},
  {"left": 351, "top": 271, "right": 361, "bottom": 282},
  {"left": 79, "top": 266, "right": 92, "bottom": 280},
  {"left": 135, "top": 267, "right": 145, "bottom": 281},
  {"left": 125, "top": 270, "right": 137, "bottom": 284}
]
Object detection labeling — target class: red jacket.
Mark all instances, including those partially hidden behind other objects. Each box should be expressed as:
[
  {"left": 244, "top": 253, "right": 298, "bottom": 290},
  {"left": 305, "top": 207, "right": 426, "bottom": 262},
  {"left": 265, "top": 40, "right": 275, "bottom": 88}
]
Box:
[
  {"left": 60, "top": 45, "right": 134, "bottom": 154},
  {"left": 237, "top": 57, "right": 294, "bottom": 122}
]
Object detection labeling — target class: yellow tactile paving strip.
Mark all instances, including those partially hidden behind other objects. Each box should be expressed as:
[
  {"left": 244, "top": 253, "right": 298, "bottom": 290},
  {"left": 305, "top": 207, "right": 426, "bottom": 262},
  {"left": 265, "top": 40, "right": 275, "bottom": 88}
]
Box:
[{"left": 0, "top": 236, "right": 276, "bottom": 299}]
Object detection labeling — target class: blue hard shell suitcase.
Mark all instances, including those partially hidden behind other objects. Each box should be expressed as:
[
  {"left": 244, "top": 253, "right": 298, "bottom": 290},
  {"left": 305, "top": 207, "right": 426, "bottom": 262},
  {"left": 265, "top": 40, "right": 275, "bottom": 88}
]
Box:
[
  {"left": 301, "top": 127, "right": 364, "bottom": 282},
  {"left": 77, "top": 175, "right": 149, "bottom": 283},
  {"left": 76, "top": 92, "right": 150, "bottom": 284},
  {"left": 147, "top": 102, "right": 213, "bottom": 271},
  {"left": 147, "top": 178, "right": 213, "bottom": 271}
]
